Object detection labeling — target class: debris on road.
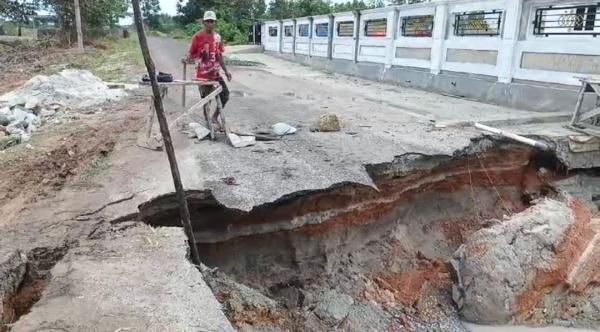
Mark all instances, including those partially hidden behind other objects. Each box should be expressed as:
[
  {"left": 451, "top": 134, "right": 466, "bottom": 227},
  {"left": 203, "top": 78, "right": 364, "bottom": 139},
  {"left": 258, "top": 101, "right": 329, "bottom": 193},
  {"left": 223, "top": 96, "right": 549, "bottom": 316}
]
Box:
[
  {"left": 312, "top": 113, "right": 341, "bottom": 132},
  {"left": 0, "top": 69, "right": 127, "bottom": 149},
  {"left": 271, "top": 122, "right": 297, "bottom": 136},
  {"left": 474, "top": 122, "right": 550, "bottom": 151},
  {"left": 221, "top": 177, "right": 239, "bottom": 186},
  {"left": 188, "top": 122, "right": 211, "bottom": 141},
  {"left": 227, "top": 133, "right": 256, "bottom": 148}
]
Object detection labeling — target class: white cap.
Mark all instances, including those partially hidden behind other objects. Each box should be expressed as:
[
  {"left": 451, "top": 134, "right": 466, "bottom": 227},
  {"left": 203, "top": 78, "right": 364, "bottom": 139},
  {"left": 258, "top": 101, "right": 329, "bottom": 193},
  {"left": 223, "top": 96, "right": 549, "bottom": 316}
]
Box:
[{"left": 203, "top": 11, "right": 217, "bottom": 21}]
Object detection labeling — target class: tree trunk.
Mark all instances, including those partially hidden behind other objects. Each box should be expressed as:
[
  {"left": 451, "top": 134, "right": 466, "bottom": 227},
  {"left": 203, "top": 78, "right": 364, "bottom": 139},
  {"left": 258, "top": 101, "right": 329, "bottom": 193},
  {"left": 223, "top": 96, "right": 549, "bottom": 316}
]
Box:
[{"left": 74, "top": 0, "right": 84, "bottom": 51}]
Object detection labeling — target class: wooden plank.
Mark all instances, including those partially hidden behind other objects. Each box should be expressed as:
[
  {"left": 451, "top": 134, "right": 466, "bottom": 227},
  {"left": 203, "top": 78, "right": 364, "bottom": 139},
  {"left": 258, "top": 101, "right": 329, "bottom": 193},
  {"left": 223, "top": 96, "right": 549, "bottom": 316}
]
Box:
[
  {"left": 139, "top": 80, "right": 217, "bottom": 86},
  {"left": 571, "top": 83, "right": 588, "bottom": 125},
  {"left": 567, "top": 123, "right": 600, "bottom": 138},
  {"left": 579, "top": 107, "right": 600, "bottom": 122},
  {"left": 167, "top": 86, "right": 223, "bottom": 130}
]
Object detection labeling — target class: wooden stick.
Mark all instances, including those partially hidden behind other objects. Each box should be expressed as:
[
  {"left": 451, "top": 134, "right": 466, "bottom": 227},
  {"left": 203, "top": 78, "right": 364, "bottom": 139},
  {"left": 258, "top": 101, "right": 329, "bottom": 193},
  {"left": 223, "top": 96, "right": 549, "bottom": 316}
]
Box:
[
  {"left": 182, "top": 61, "right": 187, "bottom": 107},
  {"left": 132, "top": 0, "right": 202, "bottom": 267},
  {"left": 168, "top": 85, "right": 222, "bottom": 130},
  {"left": 571, "top": 83, "right": 587, "bottom": 125}
]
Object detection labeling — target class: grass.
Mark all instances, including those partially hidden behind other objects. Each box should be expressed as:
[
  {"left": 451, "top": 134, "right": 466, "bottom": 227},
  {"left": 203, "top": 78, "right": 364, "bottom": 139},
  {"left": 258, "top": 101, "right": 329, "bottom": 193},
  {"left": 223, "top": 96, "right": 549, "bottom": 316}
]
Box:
[
  {"left": 69, "top": 154, "right": 112, "bottom": 189},
  {"left": 60, "top": 36, "right": 145, "bottom": 82}
]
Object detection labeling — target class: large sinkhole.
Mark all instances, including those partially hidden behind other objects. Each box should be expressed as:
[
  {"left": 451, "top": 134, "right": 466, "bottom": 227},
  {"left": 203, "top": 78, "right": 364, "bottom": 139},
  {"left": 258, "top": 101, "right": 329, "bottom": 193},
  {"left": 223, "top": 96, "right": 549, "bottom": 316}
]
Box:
[{"left": 139, "top": 141, "right": 567, "bottom": 330}]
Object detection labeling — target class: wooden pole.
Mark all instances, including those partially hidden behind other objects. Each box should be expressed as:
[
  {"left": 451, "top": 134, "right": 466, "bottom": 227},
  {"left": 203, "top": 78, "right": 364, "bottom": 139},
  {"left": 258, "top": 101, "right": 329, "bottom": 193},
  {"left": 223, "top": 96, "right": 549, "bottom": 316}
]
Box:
[
  {"left": 74, "top": 0, "right": 84, "bottom": 52},
  {"left": 131, "top": 0, "right": 202, "bottom": 267},
  {"left": 182, "top": 61, "right": 187, "bottom": 107}
]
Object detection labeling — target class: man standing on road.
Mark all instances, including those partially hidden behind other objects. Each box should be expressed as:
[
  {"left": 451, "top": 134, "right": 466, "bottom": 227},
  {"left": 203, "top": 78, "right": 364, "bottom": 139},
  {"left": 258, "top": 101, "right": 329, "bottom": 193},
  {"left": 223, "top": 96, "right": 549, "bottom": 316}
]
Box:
[{"left": 185, "top": 10, "right": 232, "bottom": 125}]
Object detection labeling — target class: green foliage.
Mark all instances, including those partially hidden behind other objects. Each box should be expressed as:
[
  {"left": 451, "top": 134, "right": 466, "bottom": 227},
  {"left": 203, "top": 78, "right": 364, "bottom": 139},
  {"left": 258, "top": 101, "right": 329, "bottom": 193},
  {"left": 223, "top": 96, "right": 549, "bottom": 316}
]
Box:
[
  {"left": 214, "top": 18, "right": 246, "bottom": 44},
  {"left": 142, "top": 0, "right": 161, "bottom": 29},
  {"left": 0, "top": 0, "right": 36, "bottom": 23},
  {"left": 170, "top": 0, "right": 388, "bottom": 44},
  {"left": 175, "top": 0, "right": 265, "bottom": 44},
  {"left": 184, "top": 22, "right": 200, "bottom": 36},
  {"left": 267, "top": 0, "right": 380, "bottom": 19}
]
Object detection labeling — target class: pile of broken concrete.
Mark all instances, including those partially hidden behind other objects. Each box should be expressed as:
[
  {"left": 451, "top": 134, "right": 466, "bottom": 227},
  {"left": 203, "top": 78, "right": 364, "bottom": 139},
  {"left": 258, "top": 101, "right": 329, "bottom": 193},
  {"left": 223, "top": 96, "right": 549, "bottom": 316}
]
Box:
[
  {"left": 452, "top": 196, "right": 600, "bottom": 328},
  {"left": 0, "top": 69, "right": 126, "bottom": 149}
]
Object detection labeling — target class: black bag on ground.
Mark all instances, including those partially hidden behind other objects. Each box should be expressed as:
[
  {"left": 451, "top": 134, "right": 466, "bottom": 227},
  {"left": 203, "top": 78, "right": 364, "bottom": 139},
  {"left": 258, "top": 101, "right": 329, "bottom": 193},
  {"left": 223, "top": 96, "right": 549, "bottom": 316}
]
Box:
[{"left": 142, "top": 72, "right": 174, "bottom": 83}]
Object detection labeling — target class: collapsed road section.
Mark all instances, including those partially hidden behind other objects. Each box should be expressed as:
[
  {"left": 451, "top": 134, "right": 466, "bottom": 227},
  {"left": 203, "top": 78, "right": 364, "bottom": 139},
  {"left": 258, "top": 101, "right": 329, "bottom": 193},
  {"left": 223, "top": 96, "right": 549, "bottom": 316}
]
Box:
[{"left": 136, "top": 138, "right": 600, "bottom": 331}]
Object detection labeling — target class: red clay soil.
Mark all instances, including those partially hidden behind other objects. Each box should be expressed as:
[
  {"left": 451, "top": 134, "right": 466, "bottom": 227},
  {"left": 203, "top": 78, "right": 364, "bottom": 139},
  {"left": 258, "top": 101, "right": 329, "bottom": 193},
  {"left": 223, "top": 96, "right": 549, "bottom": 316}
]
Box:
[
  {"left": 569, "top": 225, "right": 600, "bottom": 292},
  {"left": 366, "top": 260, "right": 452, "bottom": 306},
  {"left": 298, "top": 147, "right": 538, "bottom": 237},
  {"left": 516, "top": 198, "right": 594, "bottom": 318},
  {"left": 1, "top": 279, "right": 48, "bottom": 332},
  {"left": 439, "top": 217, "right": 493, "bottom": 246}
]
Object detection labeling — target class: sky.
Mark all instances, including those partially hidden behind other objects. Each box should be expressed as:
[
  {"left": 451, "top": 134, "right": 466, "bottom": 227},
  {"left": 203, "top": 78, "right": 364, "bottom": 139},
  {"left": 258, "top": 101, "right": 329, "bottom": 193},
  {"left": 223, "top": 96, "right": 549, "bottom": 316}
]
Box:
[{"left": 160, "top": 0, "right": 182, "bottom": 16}]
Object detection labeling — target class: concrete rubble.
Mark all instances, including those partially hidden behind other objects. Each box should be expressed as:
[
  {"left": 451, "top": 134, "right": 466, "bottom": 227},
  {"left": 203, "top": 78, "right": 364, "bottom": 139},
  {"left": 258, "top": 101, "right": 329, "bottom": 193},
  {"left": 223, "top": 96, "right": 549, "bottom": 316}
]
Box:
[
  {"left": 451, "top": 197, "right": 600, "bottom": 329},
  {"left": 0, "top": 69, "right": 126, "bottom": 149},
  {"left": 313, "top": 113, "right": 341, "bottom": 132}
]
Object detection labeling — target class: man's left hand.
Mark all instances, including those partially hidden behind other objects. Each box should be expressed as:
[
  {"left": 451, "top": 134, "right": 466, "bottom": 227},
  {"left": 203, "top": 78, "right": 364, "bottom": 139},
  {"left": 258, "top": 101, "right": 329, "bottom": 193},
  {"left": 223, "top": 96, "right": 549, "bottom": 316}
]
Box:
[{"left": 225, "top": 71, "right": 232, "bottom": 82}]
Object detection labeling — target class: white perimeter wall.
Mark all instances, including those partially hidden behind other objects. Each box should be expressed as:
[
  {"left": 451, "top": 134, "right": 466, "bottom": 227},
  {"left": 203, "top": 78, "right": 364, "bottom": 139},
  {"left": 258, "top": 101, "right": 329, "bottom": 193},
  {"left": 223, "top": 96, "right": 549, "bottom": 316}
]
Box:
[
  {"left": 357, "top": 8, "right": 397, "bottom": 64},
  {"left": 332, "top": 12, "right": 357, "bottom": 61},
  {"left": 263, "top": 0, "right": 600, "bottom": 86},
  {"left": 263, "top": 21, "right": 280, "bottom": 52},
  {"left": 312, "top": 15, "right": 331, "bottom": 58},
  {"left": 295, "top": 18, "right": 312, "bottom": 55},
  {"left": 281, "top": 19, "right": 294, "bottom": 53}
]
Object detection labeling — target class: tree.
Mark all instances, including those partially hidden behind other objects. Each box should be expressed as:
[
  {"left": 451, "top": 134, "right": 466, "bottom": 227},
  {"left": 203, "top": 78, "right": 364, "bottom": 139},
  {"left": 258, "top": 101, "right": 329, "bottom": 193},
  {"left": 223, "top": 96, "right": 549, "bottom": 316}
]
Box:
[
  {"left": 176, "top": 0, "right": 266, "bottom": 43},
  {"left": 332, "top": 1, "right": 370, "bottom": 12},
  {"left": 0, "top": 0, "right": 36, "bottom": 36},
  {"left": 267, "top": 0, "right": 293, "bottom": 19},
  {"left": 142, "top": 0, "right": 161, "bottom": 29}
]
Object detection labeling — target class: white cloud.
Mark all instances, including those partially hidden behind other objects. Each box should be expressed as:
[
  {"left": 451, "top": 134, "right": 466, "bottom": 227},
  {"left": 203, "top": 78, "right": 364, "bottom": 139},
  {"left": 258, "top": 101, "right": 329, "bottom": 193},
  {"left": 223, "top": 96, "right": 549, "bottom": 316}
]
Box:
[{"left": 160, "top": 0, "right": 185, "bottom": 16}]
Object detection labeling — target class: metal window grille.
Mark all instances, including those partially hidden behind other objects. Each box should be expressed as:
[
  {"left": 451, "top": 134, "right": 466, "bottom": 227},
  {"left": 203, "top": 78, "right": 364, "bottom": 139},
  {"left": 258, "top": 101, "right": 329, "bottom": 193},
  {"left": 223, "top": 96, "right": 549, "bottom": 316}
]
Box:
[
  {"left": 454, "top": 10, "right": 503, "bottom": 36},
  {"left": 315, "top": 23, "right": 329, "bottom": 37},
  {"left": 365, "top": 18, "right": 387, "bottom": 37},
  {"left": 533, "top": 4, "right": 599, "bottom": 36},
  {"left": 284, "top": 25, "right": 293, "bottom": 37},
  {"left": 401, "top": 15, "right": 434, "bottom": 37},
  {"left": 268, "top": 26, "right": 278, "bottom": 37},
  {"left": 298, "top": 24, "right": 309, "bottom": 37},
  {"left": 337, "top": 21, "right": 354, "bottom": 37}
]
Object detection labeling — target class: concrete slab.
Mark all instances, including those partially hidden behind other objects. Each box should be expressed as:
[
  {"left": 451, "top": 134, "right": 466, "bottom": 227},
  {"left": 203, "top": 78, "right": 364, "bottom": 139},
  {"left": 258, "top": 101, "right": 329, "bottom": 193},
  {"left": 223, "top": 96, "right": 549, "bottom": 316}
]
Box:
[{"left": 11, "top": 223, "right": 234, "bottom": 332}]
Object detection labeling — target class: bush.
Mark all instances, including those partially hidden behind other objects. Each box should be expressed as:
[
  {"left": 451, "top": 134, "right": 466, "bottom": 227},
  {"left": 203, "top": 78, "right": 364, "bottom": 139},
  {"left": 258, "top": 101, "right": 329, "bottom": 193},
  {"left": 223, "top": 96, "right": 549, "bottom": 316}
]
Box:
[
  {"left": 184, "top": 23, "right": 201, "bottom": 37},
  {"left": 178, "top": 21, "right": 245, "bottom": 45},
  {"left": 216, "top": 20, "right": 246, "bottom": 45}
]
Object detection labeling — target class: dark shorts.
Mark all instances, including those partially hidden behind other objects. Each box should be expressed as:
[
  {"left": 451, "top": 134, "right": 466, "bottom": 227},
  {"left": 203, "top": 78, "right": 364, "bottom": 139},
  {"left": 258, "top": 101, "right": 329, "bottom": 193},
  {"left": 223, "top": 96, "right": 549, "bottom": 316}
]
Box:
[{"left": 199, "top": 77, "right": 229, "bottom": 108}]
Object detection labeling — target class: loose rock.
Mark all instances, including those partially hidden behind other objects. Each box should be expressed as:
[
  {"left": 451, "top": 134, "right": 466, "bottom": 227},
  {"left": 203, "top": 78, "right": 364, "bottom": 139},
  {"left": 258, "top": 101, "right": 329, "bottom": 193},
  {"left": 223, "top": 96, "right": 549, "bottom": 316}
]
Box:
[
  {"left": 451, "top": 197, "right": 600, "bottom": 328},
  {"left": 313, "top": 290, "right": 354, "bottom": 326},
  {"left": 313, "top": 114, "right": 341, "bottom": 132},
  {"left": 339, "top": 302, "right": 393, "bottom": 332}
]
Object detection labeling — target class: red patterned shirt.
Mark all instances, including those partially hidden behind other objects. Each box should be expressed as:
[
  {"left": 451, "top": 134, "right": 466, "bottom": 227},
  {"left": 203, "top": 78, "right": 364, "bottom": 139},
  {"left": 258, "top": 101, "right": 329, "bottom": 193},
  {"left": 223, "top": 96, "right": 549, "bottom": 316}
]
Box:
[{"left": 188, "top": 31, "right": 225, "bottom": 80}]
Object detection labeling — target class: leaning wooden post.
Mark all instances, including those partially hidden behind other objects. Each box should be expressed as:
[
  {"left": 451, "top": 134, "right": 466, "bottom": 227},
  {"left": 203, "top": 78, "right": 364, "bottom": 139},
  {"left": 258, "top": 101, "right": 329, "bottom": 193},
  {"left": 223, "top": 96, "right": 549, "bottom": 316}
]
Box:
[
  {"left": 182, "top": 61, "right": 187, "bottom": 107},
  {"left": 131, "top": 0, "right": 202, "bottom": 267}
]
